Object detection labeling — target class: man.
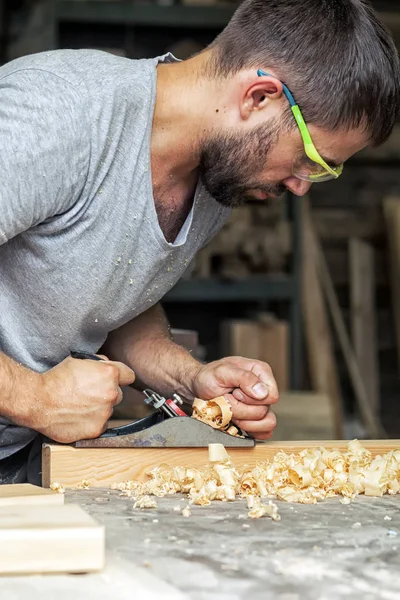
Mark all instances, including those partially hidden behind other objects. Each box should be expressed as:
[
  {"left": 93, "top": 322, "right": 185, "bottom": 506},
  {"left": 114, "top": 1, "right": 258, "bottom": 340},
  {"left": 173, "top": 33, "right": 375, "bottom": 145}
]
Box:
[{"left": 0, "top": 0, "right": 398, "bottom": 484}]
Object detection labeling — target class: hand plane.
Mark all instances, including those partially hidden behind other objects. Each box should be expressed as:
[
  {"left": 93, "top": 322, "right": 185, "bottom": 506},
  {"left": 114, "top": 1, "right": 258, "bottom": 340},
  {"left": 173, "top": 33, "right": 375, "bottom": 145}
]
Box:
[{"left": 71, "top": 351, "right": 255, "bottom": 448}]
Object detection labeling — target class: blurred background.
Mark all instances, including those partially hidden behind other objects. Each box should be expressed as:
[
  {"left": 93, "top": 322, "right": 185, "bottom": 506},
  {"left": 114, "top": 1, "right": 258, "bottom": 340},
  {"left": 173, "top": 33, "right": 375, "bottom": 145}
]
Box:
[{"left": 1, "top": 0, "right": 399, "bottom": 440}]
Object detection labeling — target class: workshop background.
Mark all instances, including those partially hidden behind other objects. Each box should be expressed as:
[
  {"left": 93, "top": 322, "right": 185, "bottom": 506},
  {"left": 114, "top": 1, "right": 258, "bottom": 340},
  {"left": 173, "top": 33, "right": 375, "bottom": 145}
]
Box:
[{"left": 1, "top": 0, "right": 399, "bottom": 441}]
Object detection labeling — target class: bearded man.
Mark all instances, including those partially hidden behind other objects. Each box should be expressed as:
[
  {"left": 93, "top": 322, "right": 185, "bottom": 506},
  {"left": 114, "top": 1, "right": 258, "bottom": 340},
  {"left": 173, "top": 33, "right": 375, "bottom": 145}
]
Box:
[{"left": 0, "top": 0, "right": 398, "bottom": 483}]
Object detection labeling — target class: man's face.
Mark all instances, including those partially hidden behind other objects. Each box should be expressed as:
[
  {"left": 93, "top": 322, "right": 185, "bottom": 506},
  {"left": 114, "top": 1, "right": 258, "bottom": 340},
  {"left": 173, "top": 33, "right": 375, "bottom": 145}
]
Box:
[{"left": 199, "top": 113, "right": 369, "bottom": 208}]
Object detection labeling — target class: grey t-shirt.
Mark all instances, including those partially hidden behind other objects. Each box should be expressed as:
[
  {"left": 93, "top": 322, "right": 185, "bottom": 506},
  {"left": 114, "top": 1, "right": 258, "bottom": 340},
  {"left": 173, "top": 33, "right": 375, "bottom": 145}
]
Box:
[{"left": 0, "top": 49, "right": 230, "bottom": 457}]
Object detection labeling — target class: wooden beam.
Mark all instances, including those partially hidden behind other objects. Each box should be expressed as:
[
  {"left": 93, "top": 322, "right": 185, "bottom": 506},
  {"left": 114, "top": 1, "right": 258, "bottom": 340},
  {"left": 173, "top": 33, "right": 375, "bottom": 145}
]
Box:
[
  {"left": 301, "top": 199, "right": 344, "bottom": 438},
  {"left": 383, "top": 197, "right": 400, "bottom": 372},
  {"left": 349, "top": 238, "right": 380, "bottom": 416},
  {"left": 42, "top": 440, "right": 400, "bottom": 488},
  {"left": 316, "top": 235, "right": 385, "bottom": 438},
  {"left": 0, "top": 484, "right": 64, "bottom": 507},
  {"left": 0, "top": 504, "right": 104, "bottom": 575}
]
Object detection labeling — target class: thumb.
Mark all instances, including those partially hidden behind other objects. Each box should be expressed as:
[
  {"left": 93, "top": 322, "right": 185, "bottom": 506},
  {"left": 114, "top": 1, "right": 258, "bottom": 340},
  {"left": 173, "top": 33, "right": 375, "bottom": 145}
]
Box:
[{"left": 110, "top": 361, "right": 136, "bottom": 387}]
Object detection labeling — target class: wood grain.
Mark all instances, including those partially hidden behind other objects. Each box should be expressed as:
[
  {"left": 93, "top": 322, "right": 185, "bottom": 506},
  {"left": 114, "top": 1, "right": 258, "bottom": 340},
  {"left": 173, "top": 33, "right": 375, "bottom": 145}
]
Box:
[
  {"left": 42, "top": 440, "right": 400, "bottom": 488},
  {"left": 0, "top": 484, "right": 64, "bottom": 507},
  {"left": 0, "top": 504, "right": 104, "bottom": 574}
]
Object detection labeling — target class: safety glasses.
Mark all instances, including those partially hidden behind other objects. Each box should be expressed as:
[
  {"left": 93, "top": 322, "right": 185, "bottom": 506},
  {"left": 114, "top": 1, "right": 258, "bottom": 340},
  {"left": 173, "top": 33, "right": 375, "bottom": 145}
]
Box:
[{"left": 257, "top": 69, "right": 343, "bottom": 183}]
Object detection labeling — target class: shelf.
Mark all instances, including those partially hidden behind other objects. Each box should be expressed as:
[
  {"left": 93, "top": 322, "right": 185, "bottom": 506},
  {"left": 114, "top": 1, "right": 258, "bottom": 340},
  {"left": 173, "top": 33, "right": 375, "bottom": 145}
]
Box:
[
  {"left": 56, "top": 1, "right": 237, "bottom": 28},
  {"left": 163, "top": 275, "right": 295, "bottom": 302}
]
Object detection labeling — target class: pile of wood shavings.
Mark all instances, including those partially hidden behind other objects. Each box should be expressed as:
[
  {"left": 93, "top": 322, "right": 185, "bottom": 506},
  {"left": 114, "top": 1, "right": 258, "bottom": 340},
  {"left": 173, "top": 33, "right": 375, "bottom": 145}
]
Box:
[{"left": 112, "top": 441, "right": 400, "bottom": 519}]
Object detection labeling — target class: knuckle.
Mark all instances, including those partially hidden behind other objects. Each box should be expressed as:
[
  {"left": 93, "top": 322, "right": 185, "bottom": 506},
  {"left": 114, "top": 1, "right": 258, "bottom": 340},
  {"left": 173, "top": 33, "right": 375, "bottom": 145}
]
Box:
[
  {"left": 106, "top": 388, "right": 119, "bottom": 404},
  {"left": 267, "top": 411, "right": 277, "bottom": 429},
  {"left": 104, "top": 363, "right": 119, "bottom": 380}
]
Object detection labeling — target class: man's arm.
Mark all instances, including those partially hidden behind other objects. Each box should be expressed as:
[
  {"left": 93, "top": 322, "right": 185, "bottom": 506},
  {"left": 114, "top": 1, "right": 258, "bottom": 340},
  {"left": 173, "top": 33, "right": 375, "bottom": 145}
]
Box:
[
  {"left": 0, "top": 353, "right": 41, "bottom": 426},
  {"left": 0, "top": 351, "right": 135, "bottom": 443},
  {"left": 102, "top": 304, "right": 200, "bottom": 399},
  {"left": 102, "top": 304, "right": 278, "bottom": 440}
]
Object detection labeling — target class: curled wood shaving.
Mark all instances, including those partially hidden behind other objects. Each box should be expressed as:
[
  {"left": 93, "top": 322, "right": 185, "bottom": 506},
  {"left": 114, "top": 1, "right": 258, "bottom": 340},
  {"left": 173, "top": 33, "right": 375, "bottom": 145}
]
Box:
[
  {"left": 192, "top": 396, "right": 233, "bottom": 431},
  {"left": 182, "top": 506, "right": 191, "bottom": 517},
  {"left": 50, "top": 482, "right": 65, "bottom": 494},
  {"left": 112, "top": 440, "right": 400, "bottom": 519},
  {"left": 247, "top": 496, "right": 281, "bottom": 521},
  {"left": 77, "top": 479, "right": 91, "bottom": 490},
  {"left": 134, "top": 495, "right": 158, "bottom": 509}
]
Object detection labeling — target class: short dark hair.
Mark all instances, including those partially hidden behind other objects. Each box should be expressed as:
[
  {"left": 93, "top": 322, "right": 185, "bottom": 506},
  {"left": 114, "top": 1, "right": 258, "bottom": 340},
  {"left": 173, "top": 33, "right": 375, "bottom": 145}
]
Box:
[{"left": 208, "top": 0, "right": 400, "bottom": 146}]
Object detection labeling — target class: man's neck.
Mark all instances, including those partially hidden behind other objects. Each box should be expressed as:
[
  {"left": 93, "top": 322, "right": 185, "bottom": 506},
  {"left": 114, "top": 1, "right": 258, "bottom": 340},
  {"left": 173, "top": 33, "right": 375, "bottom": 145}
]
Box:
[{"left": 150, "top": 52, "right": 216, "bottom": 241}]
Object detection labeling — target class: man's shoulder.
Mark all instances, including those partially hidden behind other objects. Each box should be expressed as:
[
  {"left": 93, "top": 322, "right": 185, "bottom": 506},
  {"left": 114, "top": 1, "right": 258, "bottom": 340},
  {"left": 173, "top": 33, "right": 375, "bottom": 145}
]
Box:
[{"left": 0, "top": 50, "right": 159, "bottom": 93}]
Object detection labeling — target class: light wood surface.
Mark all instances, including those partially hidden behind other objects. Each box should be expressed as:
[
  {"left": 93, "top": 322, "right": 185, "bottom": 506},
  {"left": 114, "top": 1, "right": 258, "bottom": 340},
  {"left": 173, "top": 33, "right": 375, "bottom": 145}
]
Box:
[
  {"left": 349, "top": 238, "right": 379, "bottom": 415},
  {"left": 0, "top": 484, "right": 64, "bottom": 507},
  {"left": 384, "top": 197, "right": 400, "bottom": 371},
  {"left": 42, "top": 440, "right": 400, "bottom": 488},
  {"left": 302, "top": 199, "right": 343, "bottom": 438},
  {"left": 0, "top": 504, "right": 104, "bottom": 574}
]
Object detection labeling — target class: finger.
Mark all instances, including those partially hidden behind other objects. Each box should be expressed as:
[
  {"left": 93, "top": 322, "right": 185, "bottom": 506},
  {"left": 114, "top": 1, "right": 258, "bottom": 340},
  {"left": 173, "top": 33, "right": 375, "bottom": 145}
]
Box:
[
  {"left": 214, "top": 364, "right": 270, "bottom": 402},
  {"left": 234, "top": 410, "right": 277, "bottom": 434},
  {"left": 109, "top": 361, "right": 136, "bottom": 386},
  {"left": 225, "top": 358, "right": 279, "bottom": 404},
  {"left": 227, "top": 394, "right": 269, "bottom": 421},
  {"left": 112, "top": 387, "right": 124, "bottom": 407},
  {"left": 250, "top": 431, "right": 274, "bottom": 441},
  {"left": 95, "top": 354, "right": 110, "bottom": 361},
  {"left": 250, "top": 362, "right": 279, "bottom": 403}
]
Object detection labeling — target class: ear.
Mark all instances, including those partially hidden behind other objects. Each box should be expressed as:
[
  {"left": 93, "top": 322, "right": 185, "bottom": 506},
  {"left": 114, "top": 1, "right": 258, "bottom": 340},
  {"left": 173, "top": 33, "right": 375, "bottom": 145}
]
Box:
[{"left": 240, "top": 75, "right": 284, "bottom": 121}]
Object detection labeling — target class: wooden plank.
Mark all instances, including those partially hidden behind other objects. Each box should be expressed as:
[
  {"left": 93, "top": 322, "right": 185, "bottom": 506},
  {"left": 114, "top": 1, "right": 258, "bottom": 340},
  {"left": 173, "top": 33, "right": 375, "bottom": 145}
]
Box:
[
  {"left": 0, "top": 504, "right": 104, "bottom": 574},
  {"left": 316, "top": 233, "right": 385, "bottom": 438},
  {"left": 42, "top": 440, "right": 400, "bottom": 488},
  {"left": 0, "top": 483, "right": 64, "bottom": 507},
  {"left": 273, "top": 392, "right": 335, "bottom": 441},
  {"left": 301, "top": 198, "right": 344, "bottom": 438},
  {"left": 383, "top": 197, "right": 400, "bottom": 371},
  {"left": 349, "top": 238, "right": 380, "bottom": 415}
]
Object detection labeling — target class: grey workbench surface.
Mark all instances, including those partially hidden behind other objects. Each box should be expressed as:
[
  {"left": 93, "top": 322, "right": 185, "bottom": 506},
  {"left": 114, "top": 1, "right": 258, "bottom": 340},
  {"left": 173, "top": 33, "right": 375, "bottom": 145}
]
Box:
[{"left": 1, "top": 489, "right": 400, "bottom": 600}]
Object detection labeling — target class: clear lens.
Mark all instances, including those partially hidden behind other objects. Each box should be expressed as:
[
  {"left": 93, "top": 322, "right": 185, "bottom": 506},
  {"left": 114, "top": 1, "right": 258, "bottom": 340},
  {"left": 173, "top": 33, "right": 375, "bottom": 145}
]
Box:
[{"left": 292, "top": 153, "right": 342, "bottom": 183}]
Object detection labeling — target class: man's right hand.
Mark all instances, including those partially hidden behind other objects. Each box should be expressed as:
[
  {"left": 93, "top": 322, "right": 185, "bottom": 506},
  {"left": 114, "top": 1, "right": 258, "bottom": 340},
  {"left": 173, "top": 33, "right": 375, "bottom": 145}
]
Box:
[{"left": 25, "top": 355, "right": 135, "bottom": 443}]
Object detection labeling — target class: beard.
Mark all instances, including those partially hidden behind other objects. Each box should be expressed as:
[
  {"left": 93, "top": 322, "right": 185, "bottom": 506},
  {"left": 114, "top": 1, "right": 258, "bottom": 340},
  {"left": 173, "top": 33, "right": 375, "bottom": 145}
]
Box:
[{"left": 198, "top": 116, "right": 287, "bottom": 208}]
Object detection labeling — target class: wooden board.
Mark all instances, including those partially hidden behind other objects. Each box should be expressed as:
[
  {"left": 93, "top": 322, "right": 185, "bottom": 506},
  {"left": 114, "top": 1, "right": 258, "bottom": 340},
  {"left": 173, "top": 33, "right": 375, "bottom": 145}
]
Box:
[
  {"left": 272, "top": 392, "right": 335, "bottom": 441},
  {"left": 0, "top": 504, "right": 104, "bottom": 575},
  {"left": 301, "top": 199, "right": 344, "bottom": 438},
  {"left": 349, "top": 238, "right": 380, "bottom": 415},
  {"left": 0, "top": 483, "right": 64, "bottom": 507},
  {"left": 42, "top": 440, "right": 400, "bottom": 488},
  {"left": 384, "top": 197, "right": 400, "bottom": 371}
]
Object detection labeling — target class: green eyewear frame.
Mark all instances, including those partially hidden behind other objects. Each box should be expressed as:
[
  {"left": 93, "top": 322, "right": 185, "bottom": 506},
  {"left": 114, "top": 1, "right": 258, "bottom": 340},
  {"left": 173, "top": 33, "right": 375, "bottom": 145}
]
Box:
[{"left": 257, "top": 70, "right": 343, "bottom": 181}]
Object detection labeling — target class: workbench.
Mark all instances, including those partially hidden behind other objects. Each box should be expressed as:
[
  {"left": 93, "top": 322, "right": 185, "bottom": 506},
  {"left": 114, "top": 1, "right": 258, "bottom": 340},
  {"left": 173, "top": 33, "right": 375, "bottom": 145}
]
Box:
[{"left": 1, "top": 489, "right": 399, "bottom": 599}]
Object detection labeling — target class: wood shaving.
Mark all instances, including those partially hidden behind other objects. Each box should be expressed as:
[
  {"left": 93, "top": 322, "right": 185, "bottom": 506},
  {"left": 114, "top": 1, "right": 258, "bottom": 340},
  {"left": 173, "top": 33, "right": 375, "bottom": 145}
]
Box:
[
  {"left": 182, "top": 506, "right": 191, "bottom": 517},
  {"left": 247, "top": 497, "right": 281, "bottom": 521},
  {"left": 77, "top": 479, "right": 91, "bottom": 490},
  {"left": 111, "top": 440, "right": 400, "bottom": 521},
  {"left": 50, "top": 482, "right": 65, "bottom": 494},
  {"left": 192, "top": 397, "right": 233, "bottom": 431},
  {"left": 134, "top": 495, "right": 158, "bottom": 509}
]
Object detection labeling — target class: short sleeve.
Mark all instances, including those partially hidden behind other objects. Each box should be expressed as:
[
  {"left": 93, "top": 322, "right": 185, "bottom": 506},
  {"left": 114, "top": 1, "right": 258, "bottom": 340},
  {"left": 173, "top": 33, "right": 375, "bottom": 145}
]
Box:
[{"left": 0, "top": 69, "right": 90, "bottom": 245}]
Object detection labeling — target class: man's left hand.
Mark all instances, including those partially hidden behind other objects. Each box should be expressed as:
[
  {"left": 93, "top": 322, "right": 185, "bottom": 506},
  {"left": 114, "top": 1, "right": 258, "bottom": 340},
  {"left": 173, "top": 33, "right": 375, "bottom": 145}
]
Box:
[{"left": 191, "top": 357, "right": 278, "bottom": 440}]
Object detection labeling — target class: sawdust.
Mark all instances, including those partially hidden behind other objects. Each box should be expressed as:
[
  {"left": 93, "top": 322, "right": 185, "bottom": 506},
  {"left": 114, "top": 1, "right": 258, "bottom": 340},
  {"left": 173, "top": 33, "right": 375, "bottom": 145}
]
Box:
[
  {"left": 110, "top": 440, "right": 400, "bottom": 520},
  {"left": 50, "top": 482, "right": 65, "bottom": 494},
  {"left": 134, "top": 496, "right": 158, "bottom": 509}
]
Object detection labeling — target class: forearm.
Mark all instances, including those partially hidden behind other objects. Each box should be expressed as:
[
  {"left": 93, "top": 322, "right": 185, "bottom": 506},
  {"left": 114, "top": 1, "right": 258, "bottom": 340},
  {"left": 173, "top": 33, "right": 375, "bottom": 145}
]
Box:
[
  {"left": 102, "top": 304, "right": 201, "bottom": 399},
  {"left": 0, "top": 352, "right": 40, "bottom": 425}
]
